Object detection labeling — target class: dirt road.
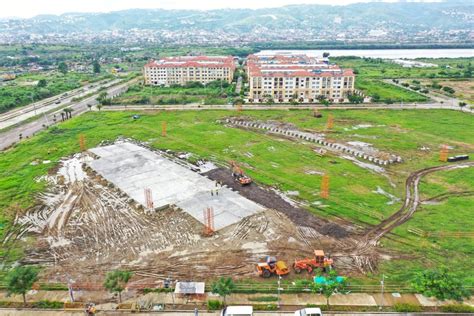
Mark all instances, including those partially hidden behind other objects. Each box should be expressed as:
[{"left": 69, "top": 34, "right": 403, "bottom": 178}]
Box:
[{"left": 361, "top": 161, "right": 474, "bottom": 247}]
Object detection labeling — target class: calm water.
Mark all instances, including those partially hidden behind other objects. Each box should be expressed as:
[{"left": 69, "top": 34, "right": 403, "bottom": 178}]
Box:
[{"left": 256, "top": 49, "right": 474, "bottom": 59}]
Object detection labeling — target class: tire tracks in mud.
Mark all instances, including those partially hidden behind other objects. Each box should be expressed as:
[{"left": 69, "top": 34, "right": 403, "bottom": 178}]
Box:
[{"left": 359, "top": 161, "right": 474, "bottom": 248}]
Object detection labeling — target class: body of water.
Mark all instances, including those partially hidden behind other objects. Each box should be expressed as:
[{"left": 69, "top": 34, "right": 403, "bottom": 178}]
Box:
[{"left": 256, "top": 49, "right": 474, "bottom": 59}]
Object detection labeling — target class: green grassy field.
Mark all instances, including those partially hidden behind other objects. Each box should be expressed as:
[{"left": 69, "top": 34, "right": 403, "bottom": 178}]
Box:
[
  {"left": 334, "top": 57, "right": 473, "bottom": 103},
  {"left": 112, "top": 81, "right": 236, "bottom": 105},
  {"left": 0, "top": 109, "right": 473, "bottom": 286}
]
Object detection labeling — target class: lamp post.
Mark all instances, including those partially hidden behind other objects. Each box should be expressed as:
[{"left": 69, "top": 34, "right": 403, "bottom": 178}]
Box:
[
  {"left": 380, "top": 274, "right": 386, "bottom": 310},
  {"left": 277, "top": 275, "right": 282, "bottom": 309}
]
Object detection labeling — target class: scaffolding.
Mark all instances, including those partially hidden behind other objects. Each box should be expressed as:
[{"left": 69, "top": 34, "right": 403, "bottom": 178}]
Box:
[
  {"left": 320, "top": 174, "right": 330, "bottom": 199},
  {"left": 326, "top": 114, "right": 334, "bottom": 129},
  {"left": 203, "top": 207, "right": 215, "bottom": 236},
  {"left": 79, "top": 134, "right": 86, "bottom": 152},
  {"left": 144, "top": 188, "right": 154, "bottom": 210},
  {"left": 439, "top": 144, "right": 449, "bottom": 162},
  {"left": 162, "top": 121, "right": 167, "bottom": 137}
]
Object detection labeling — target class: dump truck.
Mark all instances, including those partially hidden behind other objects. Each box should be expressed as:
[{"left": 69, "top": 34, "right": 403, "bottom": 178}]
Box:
[
  {"left": 230, "top": 161, "right": 252, "bottom": 185},
  {"left": 256, "top": 256, "right": 290, "bottom": 278},
  {"left": 293, "top": 250, "right": 333, "bottom": 274}
]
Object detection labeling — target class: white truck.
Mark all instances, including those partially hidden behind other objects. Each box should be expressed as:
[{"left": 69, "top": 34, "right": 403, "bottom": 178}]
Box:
[
  {"left": 294, "top": 307, "right": 323, "bottom": 316},
  {"left": 220, "top": 306, "right": 253, "bottom": 316}
]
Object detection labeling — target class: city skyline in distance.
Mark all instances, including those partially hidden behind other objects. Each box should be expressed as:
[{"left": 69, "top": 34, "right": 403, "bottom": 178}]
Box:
[{"left": 2, "top": 0, "right": 449, "bottom": 19}]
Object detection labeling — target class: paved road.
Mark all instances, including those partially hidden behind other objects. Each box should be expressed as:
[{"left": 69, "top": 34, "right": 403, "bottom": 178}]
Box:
[
  {"left": 0, "top": 79, "right": 121, "bottom": 130},
  {"left": 103, "top": 102, "right": 473, "bottom": 113},
  {"left": 0, "top": 78, "right": 138, "bottom": 151},
  {"left": 0, "top": 309, "right": 465, "bottom": 316}
]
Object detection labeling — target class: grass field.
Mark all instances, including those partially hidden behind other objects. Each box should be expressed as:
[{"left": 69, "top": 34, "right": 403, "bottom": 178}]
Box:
[
  {"left": 0, "top": 109, "right": 473, "bottom": 286},
  {"left": 335, "top": 57, "right": 473, "bottom": 103},
  {"left": 112, "top": 81, "right": 236, "bottom": 105}
]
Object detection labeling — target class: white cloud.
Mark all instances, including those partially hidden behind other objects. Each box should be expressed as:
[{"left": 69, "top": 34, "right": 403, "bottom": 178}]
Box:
[{"left": 1, "top": 0, "right": 440, "bottom": 18}]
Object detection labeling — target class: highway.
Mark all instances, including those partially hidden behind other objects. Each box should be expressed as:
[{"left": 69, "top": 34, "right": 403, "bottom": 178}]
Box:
[{"left": 0, "top": 78, "right": 138, "bottom": 151}]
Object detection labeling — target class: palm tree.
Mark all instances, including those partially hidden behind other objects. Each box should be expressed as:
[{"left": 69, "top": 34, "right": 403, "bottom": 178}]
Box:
[{"left": 211, "top": 277, "right": 235, "bottom": 306}]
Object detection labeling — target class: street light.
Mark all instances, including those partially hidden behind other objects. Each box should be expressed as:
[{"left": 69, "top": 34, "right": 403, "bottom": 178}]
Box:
[
  {"left": 379, "top": 274, "right": 387, "bottom": 310},
  {"left": 277, "top": 275, "right": 282, "bottom": 309}
]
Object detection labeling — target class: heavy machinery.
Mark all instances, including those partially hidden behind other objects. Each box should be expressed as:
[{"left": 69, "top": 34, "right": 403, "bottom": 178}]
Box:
[
  {"left": 256, "top": 256, "right": 290, "bottom": 278},
  {"left": 293, "top": 250, "right": 333, "bottom": 274},
  {"left": 230, "top": 161, "right": 252, "bottom": 185}
]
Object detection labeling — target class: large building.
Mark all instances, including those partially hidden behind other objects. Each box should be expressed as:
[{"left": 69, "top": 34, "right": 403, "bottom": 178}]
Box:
[
  {"left": 144, "top": 56, "right": 236, "bottom": 86},
  {"left": 246, "top": 54, "right": 355, "bottom": 103}
]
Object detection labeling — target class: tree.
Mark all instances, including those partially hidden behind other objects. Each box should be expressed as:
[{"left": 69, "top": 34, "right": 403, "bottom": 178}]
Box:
[
  {"left": 6, "top": 266, "right": 39, "bottom": 305},
  {"left": 103, "top": 270, "right": 133, "bottom": 303},
  {"left": 311, "top": 270, "right": 348, "bottom": 308},
  {"left": 96, "top": 104, "right": 103, "bottom": 111},
  {"left": 87, "top": 104, "right": 93, "bottom": 111},
  {"left": 458, "top": 102, "right": 467, "bottom": 111},
  {"left": 348, "top": 94, "right": 364, "bottom": 104},
  {"left": 37, "top": 79, "right": 47, "bottom": 88},
  {"left": 63, "top": 108, "right": 73, "bottom": 119},
  {"left": 412, "top": 267, "right": 470, "bottom": 302},
  {"left": 93, "top": 60, "right": 101, "bottom": 74},
  {"left": 58, "top": 62, "right": 68, "bottom": 74},
  {"left": 211, "top": 277, "right": 235, "bottom": 306},
  {"left": 321, "top": 99, "right": 330, "bottom": 107}
]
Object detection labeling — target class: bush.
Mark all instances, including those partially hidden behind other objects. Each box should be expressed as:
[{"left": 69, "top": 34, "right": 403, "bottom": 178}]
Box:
[
  {"left": 253, "top": 304, "right": 278, "bottom": 311},
  {"left": 142, "top": 287, "right": 174, "bottom": 294},
  {"left": 248, "top": 296, "right": 278, "bottom": 302},
  {"left": 393, "top": 303, "right": 423, "bottom": 312},
  {"left": 440, "top": 304, "right": 474, "bottom": 313},
  {"left": 207, "top": 299, "right": 222, "bottom": 310},
  {"left": 32, "top": 300, "right": 63, "bottom": 309}
]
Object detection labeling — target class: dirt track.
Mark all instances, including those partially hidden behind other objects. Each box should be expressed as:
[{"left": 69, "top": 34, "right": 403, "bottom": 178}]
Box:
[{"left": 360, "top": 161, "right": 474, "bottom": 248}]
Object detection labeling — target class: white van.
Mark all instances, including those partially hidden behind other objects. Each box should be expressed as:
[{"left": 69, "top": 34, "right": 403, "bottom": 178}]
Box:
[
  {"left": 294, "top": 307, "right": 323, "bottom": 316},
  {"left": 220, "top": 305, "right": 253, "bottom": 316}
]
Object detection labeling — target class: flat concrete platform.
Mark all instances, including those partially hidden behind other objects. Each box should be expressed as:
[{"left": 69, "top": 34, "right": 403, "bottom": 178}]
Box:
[{"left": 88, "top": 142, "right": 264, "bottom": 230}]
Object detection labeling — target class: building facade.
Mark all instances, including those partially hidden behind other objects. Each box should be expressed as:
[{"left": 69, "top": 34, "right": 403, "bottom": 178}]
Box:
[
  {"left": 144, "top": 56, "right": 236, "bottom": 86},
  {"left": 246, "top": 54, "right": 355, "bottom": 103}
]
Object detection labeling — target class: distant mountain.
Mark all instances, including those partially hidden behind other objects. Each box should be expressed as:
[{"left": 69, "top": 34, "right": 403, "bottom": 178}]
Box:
[{"left": 0, "top": 2, "right": 473, "bottom": 45}]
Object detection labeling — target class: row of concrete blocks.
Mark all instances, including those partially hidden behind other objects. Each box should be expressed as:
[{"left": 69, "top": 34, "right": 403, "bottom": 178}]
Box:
[{"left": 226, "top": 119, "right": 402, "bottom": 165}]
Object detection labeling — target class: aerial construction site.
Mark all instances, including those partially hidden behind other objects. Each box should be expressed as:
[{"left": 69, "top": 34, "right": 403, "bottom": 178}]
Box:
[{"left": 3, "top": 109, "right": 473, "bottom": 293}]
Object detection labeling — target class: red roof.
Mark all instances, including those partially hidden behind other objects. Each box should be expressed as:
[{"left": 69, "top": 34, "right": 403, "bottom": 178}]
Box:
[
  {"left": 246, "top": 54, "right": 354, "bottom": 78},
  {"left": 145, "top": 56, "right": 236, "bottom": 70}
]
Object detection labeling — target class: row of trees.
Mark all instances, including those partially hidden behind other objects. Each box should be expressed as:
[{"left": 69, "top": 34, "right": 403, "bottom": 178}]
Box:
[
  {"left": 4, "top": 266, "right": 470, "bottom": 307},
  {"left": 57, "top": 60, "right": 101, "bottom": 75}
]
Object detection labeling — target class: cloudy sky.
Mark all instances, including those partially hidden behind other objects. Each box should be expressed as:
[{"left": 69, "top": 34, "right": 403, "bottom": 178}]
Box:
[{"left": 2, "top": 0, "right": 443, "bottom": 18}]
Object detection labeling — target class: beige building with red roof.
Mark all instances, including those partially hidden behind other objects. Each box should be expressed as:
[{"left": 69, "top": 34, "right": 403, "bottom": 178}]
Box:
[
  {"left": 246, "top": 54, "right": 355, "bottom": 103},
  {"left": 144, "top": 56, "right": 236, "bottom": 86}
]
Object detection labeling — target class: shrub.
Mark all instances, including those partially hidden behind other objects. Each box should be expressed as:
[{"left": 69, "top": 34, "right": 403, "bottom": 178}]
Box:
[
  {"left": 253, "top": 304, "right": 278, "bottom": 311},
  {"left": 393, "top": 303, "right": 423, "bottom": 312},
  {"left": 207, "top": 299, "right": 222, "bottom": 310},
  {"left": 32, "top": 300, "right": 63, "bottom": 309},
  {"left": 440, "top": 304, "right": 474, "bottom": 313},
  {"left": 248, "top": 296, "right": 279, "bottom": 302}
]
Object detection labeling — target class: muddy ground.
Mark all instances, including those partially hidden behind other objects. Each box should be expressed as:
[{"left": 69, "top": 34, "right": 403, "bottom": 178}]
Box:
[{"left": 16, "top": 144, "right": 383, "bottom": 288}]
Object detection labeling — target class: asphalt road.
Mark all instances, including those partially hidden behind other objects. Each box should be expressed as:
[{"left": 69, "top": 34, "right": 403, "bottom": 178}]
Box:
[
  {"left": 0, "top": 79, "right": 121, "bottom": 130},
  {"left": 0, "top": 78, "right": 138, "bottom": 151}
]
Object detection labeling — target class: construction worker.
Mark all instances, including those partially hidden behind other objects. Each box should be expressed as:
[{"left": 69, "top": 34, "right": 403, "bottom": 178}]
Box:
[{"left": 194, "top": 307, "right": 199, "bottom": 316}]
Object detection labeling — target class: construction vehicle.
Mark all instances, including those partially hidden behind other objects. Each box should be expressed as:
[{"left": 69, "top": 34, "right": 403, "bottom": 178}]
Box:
[
  {"left": 293, "top": 250, "right": 333, "bottom": 274},
  {"left": 230, "top": 161, "right": 252, "bottom": 185},
  {"left": 256, "top": 256, "right": 290, "bottom": 278}
]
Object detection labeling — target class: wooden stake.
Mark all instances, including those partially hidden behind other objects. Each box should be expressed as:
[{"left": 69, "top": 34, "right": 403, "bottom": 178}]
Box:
[
  {"left": 161, "top": 121, "right": 167, "bottom": 137},
  {"left": 320, "top": 174, "right": 330, "bottom": 199}
]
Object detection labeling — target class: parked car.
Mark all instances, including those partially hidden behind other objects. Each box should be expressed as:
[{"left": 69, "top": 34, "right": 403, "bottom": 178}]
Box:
[
  {"left": 294, "top": 307, "right": 323, "bottom": 316},
  {"left": 221, "top": 306, "right": 253, "bottom": 316}
]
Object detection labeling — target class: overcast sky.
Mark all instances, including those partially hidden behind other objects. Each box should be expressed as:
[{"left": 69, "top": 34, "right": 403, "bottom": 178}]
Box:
[{"left": 1, "top": 0, "right": 444, "bottom": 18}]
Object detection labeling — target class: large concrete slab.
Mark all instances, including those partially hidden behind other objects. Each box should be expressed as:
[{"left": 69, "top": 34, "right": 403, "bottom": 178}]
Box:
[{"left": 88, "top": 142, "right": 264, "bottom": 230}]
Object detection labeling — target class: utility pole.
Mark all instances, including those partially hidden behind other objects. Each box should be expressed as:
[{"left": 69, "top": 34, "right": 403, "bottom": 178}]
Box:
[
  {"left": 277, "top": 275, "right": 282, "bottom": 309},
  {"left": 380, "top": 274, "right": 386, "bottom": 310}
]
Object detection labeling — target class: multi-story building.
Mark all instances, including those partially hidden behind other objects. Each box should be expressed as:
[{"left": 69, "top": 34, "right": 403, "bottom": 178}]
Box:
[
  {"left": 144, "top": 56, "right": 236, "bottom": 86},
  {"left": 246, "top": 54, "right": 355, "bottom": 103}
]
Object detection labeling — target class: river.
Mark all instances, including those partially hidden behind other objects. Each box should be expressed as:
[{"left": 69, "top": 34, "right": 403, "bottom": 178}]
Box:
[{"left": 256, "top": 49, "right": 474, "bottom": 59}]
